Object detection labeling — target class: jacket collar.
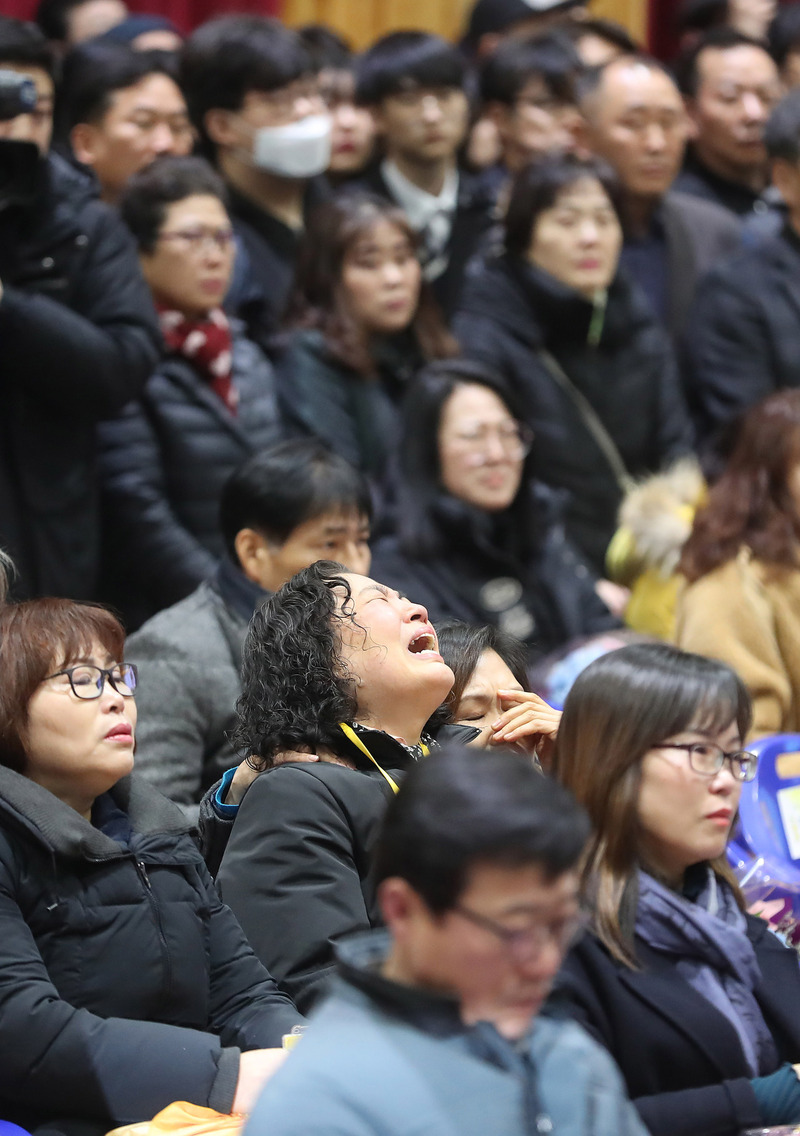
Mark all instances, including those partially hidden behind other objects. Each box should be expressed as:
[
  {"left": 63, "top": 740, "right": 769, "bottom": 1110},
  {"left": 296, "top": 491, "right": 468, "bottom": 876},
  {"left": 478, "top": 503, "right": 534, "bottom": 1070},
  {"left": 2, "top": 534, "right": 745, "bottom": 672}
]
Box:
[
  {"left": 213, "top": 555, "right": 269, "bottom": 623},
  {"left": 0, "top": 765, "right": 190, "bottom": 861}
]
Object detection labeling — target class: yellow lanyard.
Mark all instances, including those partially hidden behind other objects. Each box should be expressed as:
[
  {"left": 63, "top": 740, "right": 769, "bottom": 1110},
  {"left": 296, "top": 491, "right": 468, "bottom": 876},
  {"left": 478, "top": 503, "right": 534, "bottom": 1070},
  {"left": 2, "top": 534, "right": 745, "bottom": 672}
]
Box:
[{"left": 338, "top": 723, "right": 429, "bottom": 795}]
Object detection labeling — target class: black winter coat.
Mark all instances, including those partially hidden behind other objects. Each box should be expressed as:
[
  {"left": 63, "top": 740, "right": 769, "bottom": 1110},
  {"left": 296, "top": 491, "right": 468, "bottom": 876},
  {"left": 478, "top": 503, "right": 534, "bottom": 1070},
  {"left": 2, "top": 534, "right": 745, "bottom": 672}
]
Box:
[
  {"left": 0, "top": 768, "right": 300, "bottom": 1135},
  {"left": 0, "top": 152, "right": 160, "bottom": 599},
  {"left": 275, "top": 327, "right": 423, "bottom": 478},
  {"left": 548, "top": 917, "right": 800, "bottom": 1136},
  {"left": 371, "top": 490, "right": 619, "bottom": 662},
  {"left": 684, "top": 226, "right": 800, "bottom": 440},
  {"left": 215, "top": 729, "right": 423, "bottom": 1015},
  {"left": 97, "top": 329, "right": 281, "bottom": 626},
  {"left": 454, "top": 255, "right": 693, "bottom": 573}
]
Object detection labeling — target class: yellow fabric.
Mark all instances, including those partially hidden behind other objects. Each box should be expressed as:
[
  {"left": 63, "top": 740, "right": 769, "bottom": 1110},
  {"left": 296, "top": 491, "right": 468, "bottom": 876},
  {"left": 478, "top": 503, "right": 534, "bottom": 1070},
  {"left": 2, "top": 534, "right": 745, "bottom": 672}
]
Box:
[
  {"left": 674, "top": 548, "right": 800, "bottom": 738},
  {"left": 623, "top": 569, "right": 683, "bottom": 640},
  {"left": 107, "top": 1102, "right": 244, "bottom": 1136}
]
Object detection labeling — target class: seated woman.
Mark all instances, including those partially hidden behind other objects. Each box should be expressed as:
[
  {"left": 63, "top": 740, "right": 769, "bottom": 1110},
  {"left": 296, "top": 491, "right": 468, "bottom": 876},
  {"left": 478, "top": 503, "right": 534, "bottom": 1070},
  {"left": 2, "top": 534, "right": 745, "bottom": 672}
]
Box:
[
  {"left": 454, "top": 152, "right": 693, "bottom": 574},
  {"left": 276, "top": 193, "right": 457, "bottom": 485},
  {"left": 98, "top": 154, "right": 282, "bottom": 626},
  {"left": 0, "top": 598, "right": 301, "bottom": 1136},
  {"left": 550, "top": 641, "right": 800, "bottom": 1136},
  {"left": 676, "top": 388, "right": 800, "bottom": 736},
  {"left": 371, "top": 359, "right": 620, "bottom": 663},
  {"left": 215, "top": 561, "right": 456, "bottom": 1014}
]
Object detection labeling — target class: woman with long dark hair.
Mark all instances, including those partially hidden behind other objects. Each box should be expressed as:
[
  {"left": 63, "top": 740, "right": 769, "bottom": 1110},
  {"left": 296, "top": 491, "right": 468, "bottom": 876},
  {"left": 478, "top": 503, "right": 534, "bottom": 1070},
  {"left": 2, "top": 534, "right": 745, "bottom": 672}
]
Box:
[
  {"left": 276, "top": 193, "right": 457, "bottom": 482},
  {"left": 550, "top": 641, "right": 800, "bottom": 1136},
  {"left": 454, "top": 152, "right": 692, "bottom": 573},
  {"left": 371, "top": 357, "right": 619, "bottom": 662},
  {"left": 676, "top": 388, "right": 800, "bottom": 735}
]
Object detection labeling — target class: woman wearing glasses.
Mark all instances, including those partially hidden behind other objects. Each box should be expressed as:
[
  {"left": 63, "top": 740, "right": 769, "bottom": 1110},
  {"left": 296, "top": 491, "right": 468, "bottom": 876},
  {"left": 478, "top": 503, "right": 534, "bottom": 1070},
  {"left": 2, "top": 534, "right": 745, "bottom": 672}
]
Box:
[
  {"left": 454, "top": 152, "right": 693, "bottom": 575},
  {"left": 0, "top": 597, "right": 302, "bottom": 1135},
  {"left": 372, "top": 359, "right": 619, "bottom": 663},
  {"left": 549, "top": 642, "right": 800, "bottom": 1136},
  {"left": 98, "top": 154, "right": 282, "bottom": 627}
]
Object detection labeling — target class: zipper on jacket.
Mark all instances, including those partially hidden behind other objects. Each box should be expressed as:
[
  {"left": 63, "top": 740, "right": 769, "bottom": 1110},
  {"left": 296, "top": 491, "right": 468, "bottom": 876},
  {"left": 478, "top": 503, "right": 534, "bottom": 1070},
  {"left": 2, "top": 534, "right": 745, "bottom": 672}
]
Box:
[{"left": 135, "top": 858, "right": 174, "bottom": 1001}]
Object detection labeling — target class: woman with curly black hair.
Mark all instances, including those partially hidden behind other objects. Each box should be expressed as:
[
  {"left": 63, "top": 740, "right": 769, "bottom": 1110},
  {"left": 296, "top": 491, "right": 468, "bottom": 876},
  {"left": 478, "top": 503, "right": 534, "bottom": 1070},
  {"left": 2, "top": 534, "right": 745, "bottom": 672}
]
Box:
[{"left": 214, "top": 561, "right": 456, "bottom": 1014}]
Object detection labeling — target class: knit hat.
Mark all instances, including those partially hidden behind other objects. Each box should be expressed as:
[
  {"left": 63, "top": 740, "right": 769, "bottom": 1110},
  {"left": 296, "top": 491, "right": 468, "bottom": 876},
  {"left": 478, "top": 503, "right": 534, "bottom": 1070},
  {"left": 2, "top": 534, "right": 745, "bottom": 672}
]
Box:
[
  {"left": 98, "top": 15, "right": 181, "bottom": 46},
  {"left": 465, "top": 0, "right": 584, "bottom": 44}
]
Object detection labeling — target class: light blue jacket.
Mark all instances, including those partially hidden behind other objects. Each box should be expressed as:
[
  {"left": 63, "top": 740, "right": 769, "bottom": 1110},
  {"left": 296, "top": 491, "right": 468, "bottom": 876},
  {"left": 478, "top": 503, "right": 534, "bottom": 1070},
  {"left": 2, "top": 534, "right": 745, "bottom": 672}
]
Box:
[{"left": 245, "top": 931, "right": 649, "bottom": 1136}]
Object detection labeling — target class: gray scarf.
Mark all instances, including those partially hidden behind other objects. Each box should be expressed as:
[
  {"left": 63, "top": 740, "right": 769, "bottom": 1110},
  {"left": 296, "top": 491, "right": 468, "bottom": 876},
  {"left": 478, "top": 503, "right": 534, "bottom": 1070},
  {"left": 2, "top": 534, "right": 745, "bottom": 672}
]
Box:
[{"left": 636, "top": 868, "right": 777, "bottom": 1076}]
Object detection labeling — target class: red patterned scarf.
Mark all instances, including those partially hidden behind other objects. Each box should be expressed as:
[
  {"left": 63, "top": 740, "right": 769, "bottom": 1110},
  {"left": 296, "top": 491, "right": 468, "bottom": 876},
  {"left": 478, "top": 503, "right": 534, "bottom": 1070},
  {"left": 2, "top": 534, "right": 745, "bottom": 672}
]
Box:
[{"left": 158, "top": 306, "right": 237, "bottom": 415}]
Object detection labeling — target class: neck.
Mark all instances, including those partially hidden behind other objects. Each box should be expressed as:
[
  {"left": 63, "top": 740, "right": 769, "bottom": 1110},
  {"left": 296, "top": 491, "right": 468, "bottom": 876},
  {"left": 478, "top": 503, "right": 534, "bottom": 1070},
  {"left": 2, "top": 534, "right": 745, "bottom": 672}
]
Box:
[
  {"left": 387, "top": 151, "right": 453, "bottom": 196},
  {"left": 692, "top": 143, "right": 767, "bottom": 194},
  {"left": 621, "top": 191, "right": 658, "bottom": 239},
  {"left": 354, "top": 708, "right": 427, "bottom": 748},
  {"left": 219, "top": 150, "right": 306, "bottom": 229}
]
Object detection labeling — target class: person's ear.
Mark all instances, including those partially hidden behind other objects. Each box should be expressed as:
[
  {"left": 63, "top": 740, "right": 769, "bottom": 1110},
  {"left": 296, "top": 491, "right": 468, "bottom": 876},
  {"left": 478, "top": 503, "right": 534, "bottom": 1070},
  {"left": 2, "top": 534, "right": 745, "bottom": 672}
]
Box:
[
  {"left": 570, "top": 110, "right": 594, "bottom": 159},
  {"left": 204, "top": 107, "right": 243, "bottom": 150},
  {"left": 683, "top": 95, "right": 700, "bottom": 142},
  {"left": 378, "top": 877, "right": 423, "bottom": 936},
  {"left": 234, "top": 527, "right": 274, "bottom": 587},
  {"left": 70, "top": 121, "right": 100, "bottom": 166}
]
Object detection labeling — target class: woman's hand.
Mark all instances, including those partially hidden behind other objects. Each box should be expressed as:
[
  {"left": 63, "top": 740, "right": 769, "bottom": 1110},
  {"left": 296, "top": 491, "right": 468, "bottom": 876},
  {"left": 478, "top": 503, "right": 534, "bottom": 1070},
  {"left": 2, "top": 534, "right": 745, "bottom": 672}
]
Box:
[
  {"left": 232, "top": 1048, "right": 288, "bottom": 1115},
  {"left": 489, "top": 691, "right": 562, "bottom": 767},
  {"left": 224, "top": 752, "right": 321, "bottom": 805}
]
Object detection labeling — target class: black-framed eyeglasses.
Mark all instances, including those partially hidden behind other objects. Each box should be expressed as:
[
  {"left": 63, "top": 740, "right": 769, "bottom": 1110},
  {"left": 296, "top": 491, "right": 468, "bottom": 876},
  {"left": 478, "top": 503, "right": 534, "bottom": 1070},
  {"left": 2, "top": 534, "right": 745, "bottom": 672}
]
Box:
[
  {"left": 655, "top": 742, "right": 757, "bottom": 782},
  {"left": 453, "top": 903, "right": 588, "bottom": 961},
  {"left": 45, "top": 663, "right": 138, "bottom": 700}
]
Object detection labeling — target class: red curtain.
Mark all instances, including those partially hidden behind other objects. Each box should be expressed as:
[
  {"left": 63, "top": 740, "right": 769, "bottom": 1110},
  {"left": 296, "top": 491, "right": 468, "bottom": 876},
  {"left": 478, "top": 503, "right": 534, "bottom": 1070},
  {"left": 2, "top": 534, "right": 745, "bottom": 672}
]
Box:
[{"left": 2, "top": 0, "right": 281, "bottom": 30}]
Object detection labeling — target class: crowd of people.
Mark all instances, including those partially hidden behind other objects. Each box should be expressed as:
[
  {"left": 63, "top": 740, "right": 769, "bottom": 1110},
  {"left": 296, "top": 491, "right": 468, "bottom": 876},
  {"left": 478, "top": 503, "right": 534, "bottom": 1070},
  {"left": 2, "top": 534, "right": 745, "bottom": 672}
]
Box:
[{"left": 6, "top": 0, "right": 800, "bottom": 1132}]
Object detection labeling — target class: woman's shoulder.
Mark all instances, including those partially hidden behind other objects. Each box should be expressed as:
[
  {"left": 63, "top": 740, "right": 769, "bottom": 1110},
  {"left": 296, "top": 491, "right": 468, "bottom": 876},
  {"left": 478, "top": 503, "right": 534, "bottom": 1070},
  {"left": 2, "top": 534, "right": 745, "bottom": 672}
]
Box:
[{"left": 240, "top": 760, "right": 396, "bottom": 814}]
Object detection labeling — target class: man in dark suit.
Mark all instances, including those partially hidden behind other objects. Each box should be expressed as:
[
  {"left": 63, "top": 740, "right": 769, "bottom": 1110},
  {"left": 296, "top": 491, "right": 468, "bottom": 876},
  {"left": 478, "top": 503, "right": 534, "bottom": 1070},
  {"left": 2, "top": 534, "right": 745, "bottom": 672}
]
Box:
[
  {"left": 578, "top": 53, "right": 741, "bottom": 346},
  {"left": 352, "top": 31, "right": 495, "bottom": 319},
  {"left": 685, "top": 88, "right": 800, "bottom": 440}
]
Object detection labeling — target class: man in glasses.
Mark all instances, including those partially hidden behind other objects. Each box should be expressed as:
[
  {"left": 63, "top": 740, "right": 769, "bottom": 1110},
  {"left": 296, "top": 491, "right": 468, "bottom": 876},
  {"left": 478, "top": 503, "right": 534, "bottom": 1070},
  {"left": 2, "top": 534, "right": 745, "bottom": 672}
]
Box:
[{"left": 244, "top": 746, "right": 647, "bottom": 1136}]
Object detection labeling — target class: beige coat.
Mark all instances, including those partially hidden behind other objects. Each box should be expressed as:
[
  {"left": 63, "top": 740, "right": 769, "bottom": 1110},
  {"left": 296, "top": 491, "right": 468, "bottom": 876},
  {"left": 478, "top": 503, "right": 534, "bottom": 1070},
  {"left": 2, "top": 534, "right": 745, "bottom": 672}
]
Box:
[{"left": 674, "top": 548, "right": 800, "bottom": 737}]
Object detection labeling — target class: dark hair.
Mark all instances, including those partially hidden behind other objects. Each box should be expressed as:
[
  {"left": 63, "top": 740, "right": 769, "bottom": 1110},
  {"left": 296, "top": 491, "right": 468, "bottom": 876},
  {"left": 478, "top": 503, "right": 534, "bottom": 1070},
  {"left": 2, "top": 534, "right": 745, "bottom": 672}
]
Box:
[
  {"left": 35, "top": 0, "right": 89, "bottom": 43},
  {"left": 0, "top": 16, "right": 55, "bottom": 78},
  {"left": 769, "top": 3, "right": 800, "bottom": 69},
  {"left": 98, "top": 15, "right": 180, "bottom": 48},
  {"left": 232, "top": 560, "right": 359, "bottom": 766},
  {"left": 426, "top": 621, "right": 529, "bottom": 734},
  {"left": 374, "top": 743, "right": 590, "bottom": 912},
  {"left": 219, "top": 440, "right": 372, "bottom": 563},
  {"left": 463, "top": 0, "right": 585, "bottom": 51},
  {"left": 764, "top": 88, "right": 800, "bottom": 161},
  {"left": 395, "top": 358, "right": 539, "bottom": 559},
  {"left": 561, "top": 17, "right": 639, "bottom": 57},
  {"left": 298, "top": 24, "right": 352, "bottom": 73},
  {"left": 0, "top": 598, "right": 126, "bottom": 773},
  {"left": 680, "top": 389, "right": 800, "bottom": 582},
  {"left": 479, "top": 31, "right": 578, "bottom": 107},
  {"left": 59, "top": 40, "right": 176, "bottom": 130},
  {"left": 676, "top": 0, "right": 729, "bottom": 35},
  {"left": 180, "top": 16, "right": 312, "bottom": 158},
  {"left": 674, "top": 27, "right": 772, "bottom": 98},
  {"left": 552, "top": 642, "right": 751, "bottom": 965},
  {"left": 355, "top": 31, "right": 467, "bottom": 106},
  {"left": 504, "top": 151, "right": 621, "bottom": 260},
  {"left": 119, "top": 155, "right": 227, "bottom": 254},
  {"left": 285, "top": 193, "right": 457, "bottom": 376}
]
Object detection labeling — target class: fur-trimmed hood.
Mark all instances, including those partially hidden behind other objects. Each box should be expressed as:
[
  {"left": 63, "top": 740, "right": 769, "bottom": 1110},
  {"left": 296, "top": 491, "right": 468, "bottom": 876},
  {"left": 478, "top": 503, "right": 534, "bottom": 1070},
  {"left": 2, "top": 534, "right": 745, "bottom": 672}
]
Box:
[{"left": 611, "top": 459, "right": 706, "bottom": 582}]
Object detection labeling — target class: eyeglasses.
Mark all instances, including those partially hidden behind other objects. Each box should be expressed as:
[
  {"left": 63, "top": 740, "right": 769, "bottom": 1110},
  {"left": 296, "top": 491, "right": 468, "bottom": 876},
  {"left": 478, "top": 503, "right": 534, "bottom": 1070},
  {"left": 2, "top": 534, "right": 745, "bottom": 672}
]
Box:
[
  {"left": 446, "top": 422, "right": 533, "bottom": 464},
  {"left": 453, "top": 903, "right": 588, "bottom": 961},
  {"left": 158, "top": 227, "right": 235, "bottom": 254},
  {"left": 45, "top": 663, "right": 138, "bottom": 700},
  {"left": 655, "top": 742, "right": 758, "bottom": 782}
]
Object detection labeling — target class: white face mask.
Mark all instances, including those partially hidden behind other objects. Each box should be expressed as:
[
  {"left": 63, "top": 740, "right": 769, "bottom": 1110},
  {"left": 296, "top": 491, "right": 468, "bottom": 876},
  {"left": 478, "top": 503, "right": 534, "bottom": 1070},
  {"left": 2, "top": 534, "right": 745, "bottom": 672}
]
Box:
[{"left": 251, "top": 113, "right": 333, "bottom": 178}]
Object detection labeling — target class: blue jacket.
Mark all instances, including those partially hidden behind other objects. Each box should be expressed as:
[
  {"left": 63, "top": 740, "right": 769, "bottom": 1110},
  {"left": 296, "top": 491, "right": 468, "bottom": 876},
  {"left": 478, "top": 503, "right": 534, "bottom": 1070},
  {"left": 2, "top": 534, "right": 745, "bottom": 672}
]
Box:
[{"left": 245, "top": 930, "right": 649, "bottom": 1136}]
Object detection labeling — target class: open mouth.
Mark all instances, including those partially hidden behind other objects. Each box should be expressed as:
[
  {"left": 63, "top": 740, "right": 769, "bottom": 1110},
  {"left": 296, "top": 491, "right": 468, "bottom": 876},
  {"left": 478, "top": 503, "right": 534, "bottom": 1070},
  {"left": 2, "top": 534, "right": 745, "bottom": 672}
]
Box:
[{"left": 408, "top": 630, "right": 438, "bottom": 655}]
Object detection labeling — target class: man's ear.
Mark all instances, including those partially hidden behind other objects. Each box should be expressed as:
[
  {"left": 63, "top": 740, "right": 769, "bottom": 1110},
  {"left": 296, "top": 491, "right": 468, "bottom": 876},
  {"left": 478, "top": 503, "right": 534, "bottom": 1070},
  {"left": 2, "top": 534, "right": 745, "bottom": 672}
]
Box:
[
  {"left": 234, "top": 527, "right": 274, "bottom": 586},
  {"left": 683, "top": 96, "right": 700, "bottom": 142},
  {"left": 378, "top": 877, "right": 423, "bottom": 935},
  {"left": 70, "top": 121, "right": 100, "bottom": 166},
  {"left": 204, "top": 107, "right": 242, "bottom": 150}
]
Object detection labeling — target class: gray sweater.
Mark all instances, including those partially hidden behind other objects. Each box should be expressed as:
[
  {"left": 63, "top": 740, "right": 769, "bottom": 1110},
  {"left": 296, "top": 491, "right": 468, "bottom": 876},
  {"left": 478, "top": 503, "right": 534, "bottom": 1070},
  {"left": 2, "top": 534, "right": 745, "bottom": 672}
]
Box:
[{"left": 127, "top": 563, "right": 266, "bottom": 822}]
